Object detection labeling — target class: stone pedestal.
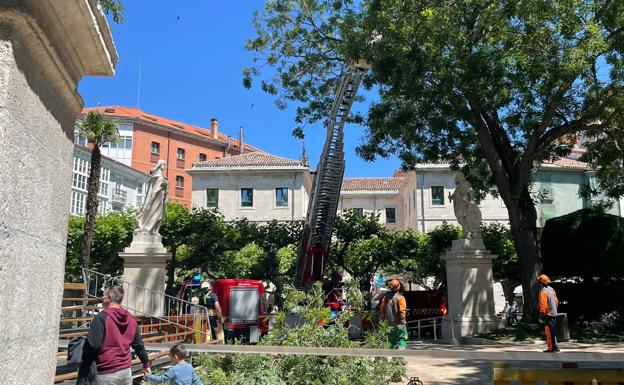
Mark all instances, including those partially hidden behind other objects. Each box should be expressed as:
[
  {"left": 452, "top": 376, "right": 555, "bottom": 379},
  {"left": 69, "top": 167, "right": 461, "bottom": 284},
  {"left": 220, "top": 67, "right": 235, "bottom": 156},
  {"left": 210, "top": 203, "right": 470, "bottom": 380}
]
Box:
[
  {"left": 120, "top": 234, "right": 171, "bottom": 316},
  {"left": 441, "top": 238, "right": 503, "bottom": 342},
  {"left": 0, "top": 2, "right": 116, "bottom": 384}
]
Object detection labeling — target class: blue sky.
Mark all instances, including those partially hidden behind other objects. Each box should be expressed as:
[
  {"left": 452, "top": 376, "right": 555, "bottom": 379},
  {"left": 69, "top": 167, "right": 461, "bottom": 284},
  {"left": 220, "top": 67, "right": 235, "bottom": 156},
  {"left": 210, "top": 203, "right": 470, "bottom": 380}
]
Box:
[{"left": 78, "top": 1, "right": 401, "bottom": 177}]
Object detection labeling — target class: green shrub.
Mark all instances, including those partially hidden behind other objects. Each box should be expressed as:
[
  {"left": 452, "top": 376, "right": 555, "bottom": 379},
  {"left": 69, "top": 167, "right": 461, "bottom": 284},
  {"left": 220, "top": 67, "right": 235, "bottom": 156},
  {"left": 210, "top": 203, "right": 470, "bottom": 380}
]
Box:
[
  {"left": 541, "top": 208, "right": 624, "bottom": 278},
  {"left": 193, "top": 284, "right": 405, "bottom": 385}
]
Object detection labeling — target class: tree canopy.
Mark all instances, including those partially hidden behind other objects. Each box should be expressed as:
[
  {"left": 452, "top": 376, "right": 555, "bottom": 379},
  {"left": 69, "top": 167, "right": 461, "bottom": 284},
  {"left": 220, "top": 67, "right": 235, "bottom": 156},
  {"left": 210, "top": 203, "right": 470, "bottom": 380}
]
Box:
[{"left": 246, "top": 0, "right": 624, "bottom": 319}]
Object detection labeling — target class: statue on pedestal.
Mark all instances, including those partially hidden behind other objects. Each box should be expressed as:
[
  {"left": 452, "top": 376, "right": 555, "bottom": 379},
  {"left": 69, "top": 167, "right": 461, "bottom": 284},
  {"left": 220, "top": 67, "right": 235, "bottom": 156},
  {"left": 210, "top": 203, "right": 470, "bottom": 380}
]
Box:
[
  {"left": 136, "top": 160, "right": 168, "bottom": 235},
  {"left": 448, "top": 172, "right": 482, "bottom": 239}
]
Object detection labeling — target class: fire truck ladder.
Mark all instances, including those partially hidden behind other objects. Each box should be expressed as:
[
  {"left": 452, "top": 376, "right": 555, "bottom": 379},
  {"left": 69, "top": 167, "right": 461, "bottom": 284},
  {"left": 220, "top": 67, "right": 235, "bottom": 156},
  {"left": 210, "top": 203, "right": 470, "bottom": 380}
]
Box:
[{"left": 295, "top": 61, "right": 369, "bottom": 288}]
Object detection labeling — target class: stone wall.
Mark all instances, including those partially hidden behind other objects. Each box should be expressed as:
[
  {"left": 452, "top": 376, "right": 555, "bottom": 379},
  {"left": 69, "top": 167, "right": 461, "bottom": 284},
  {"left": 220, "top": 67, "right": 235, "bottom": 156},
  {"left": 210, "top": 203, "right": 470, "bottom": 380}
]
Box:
[{"left": 0, "top": 1, "right": 116, "bottom": 384}]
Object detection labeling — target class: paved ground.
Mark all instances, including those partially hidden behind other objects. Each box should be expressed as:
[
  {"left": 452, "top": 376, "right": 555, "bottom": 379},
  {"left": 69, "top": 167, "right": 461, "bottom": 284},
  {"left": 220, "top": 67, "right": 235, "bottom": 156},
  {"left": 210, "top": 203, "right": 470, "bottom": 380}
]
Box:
[{"left": 396, "top": 341, "right": 624, "bottom": 385}]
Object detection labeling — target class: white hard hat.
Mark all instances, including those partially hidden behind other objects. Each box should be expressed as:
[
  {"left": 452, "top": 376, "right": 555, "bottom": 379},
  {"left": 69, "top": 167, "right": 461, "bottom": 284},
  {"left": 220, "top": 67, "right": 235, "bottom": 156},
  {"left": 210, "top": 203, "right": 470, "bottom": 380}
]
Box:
[{"left": 201, "top": 281, "right": 211, "bottom": 290}]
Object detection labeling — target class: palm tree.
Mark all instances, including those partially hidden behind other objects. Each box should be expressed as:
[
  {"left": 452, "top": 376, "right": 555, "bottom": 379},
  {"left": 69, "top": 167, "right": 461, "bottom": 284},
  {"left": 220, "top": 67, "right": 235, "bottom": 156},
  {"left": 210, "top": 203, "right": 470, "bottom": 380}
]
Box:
[{"left": 76, "top": 111, "right": 119, "bottom": 269}]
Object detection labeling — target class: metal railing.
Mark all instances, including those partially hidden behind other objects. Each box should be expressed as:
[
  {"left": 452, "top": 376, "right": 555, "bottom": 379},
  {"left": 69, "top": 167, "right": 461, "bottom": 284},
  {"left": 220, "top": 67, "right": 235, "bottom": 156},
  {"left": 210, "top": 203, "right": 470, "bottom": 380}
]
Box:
[
  {"left": 111, "top": 189, "right": 127, "bottom": 204},
  {"left": 406, "top": 316, "right": 444, "bottom": 340},
  {"left": 81, "top": 268, "right": 212, "bottom": 342}
]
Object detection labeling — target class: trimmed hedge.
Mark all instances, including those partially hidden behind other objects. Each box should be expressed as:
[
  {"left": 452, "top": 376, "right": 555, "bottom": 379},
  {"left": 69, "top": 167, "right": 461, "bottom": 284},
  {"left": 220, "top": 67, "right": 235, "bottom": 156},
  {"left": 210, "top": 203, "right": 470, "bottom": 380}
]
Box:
[{"left": 541, "top": 208, "right": 624, "bottom": 278}]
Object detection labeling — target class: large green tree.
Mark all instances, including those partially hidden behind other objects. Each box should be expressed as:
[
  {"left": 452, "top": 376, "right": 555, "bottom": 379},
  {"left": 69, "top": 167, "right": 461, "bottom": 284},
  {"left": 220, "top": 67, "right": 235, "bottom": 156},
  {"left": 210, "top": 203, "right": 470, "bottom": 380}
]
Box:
[
  {"left": 161, "top": 203, "right": 192, "bottom": 294},
  {"left": 76, "top": 111, "right": 120, "bottom": 269},
  {"left": 246, "top": 0, "right": 624, "bottom": 319}
]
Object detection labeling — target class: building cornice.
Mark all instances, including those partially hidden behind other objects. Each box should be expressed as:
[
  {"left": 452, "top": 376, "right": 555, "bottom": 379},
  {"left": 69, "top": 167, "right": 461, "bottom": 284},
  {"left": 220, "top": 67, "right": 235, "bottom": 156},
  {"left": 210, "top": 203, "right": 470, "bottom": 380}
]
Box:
[
  {"left": 0, "top": 1, "right": 116, "bottom": 130},
  {"left": 188, "top": 166, "right": 310, "bottom": 174}
]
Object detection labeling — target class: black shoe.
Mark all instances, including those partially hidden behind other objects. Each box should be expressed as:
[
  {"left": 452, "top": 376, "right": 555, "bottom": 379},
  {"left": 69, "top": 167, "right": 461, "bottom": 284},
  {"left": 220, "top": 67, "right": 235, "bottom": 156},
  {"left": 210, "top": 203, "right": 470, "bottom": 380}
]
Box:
[
  {"left": 552, "top": 348, "right": 560, "bottom": 352},
  {"left": 543, "top": 349, "right": 552, "bottom": 352}
]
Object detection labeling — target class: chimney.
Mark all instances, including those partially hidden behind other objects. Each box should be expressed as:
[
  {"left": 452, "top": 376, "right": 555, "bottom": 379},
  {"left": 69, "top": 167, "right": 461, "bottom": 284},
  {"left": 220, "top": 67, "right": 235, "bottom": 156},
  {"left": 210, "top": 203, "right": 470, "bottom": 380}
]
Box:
[
  {"left": 239, "top": 126, "right": 244, "bottom": 155},
  {"left": 210, "top": 118, "right": 219, "bottom": 139}
]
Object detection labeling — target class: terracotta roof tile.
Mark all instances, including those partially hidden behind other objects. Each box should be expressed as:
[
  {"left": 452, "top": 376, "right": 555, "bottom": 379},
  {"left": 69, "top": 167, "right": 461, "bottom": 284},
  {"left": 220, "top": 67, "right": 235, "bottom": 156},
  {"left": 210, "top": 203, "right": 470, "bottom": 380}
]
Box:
[
  {"left": 82, "top": 106, "right": 257, "bottom": 152},
  {"left": 192, "top": 152, "right": 306, "bottom": 169},
  {"left": 342, "top": 177, "right": 405, "bottom": 192},
  {"left": 541, "top": 157, "right": 590, "bottom": 170}
]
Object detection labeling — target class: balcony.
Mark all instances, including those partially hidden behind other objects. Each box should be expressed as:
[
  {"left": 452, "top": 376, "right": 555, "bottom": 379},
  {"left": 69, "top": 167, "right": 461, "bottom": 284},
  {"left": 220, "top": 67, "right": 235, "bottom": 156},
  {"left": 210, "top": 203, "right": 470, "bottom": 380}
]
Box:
[
  {"left": 150, "top": 153, "right": 160, "bottom": 163},
  {"left": 176, "top": 159, "right": 185, "bottom": 169},
  {"left": 175, "top": 187, "right": 184, "bottom": 197},
  {"left": 111, "top": 190, "right": 127, "bottom": 206}
]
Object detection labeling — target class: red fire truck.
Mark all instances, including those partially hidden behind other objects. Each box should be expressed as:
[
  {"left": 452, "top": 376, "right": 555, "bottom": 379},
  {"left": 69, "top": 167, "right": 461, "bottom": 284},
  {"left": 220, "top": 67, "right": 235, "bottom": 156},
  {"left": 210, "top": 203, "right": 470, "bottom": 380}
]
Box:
[{"left": 177, "top": 278, "right": 269, "bottom": 343}]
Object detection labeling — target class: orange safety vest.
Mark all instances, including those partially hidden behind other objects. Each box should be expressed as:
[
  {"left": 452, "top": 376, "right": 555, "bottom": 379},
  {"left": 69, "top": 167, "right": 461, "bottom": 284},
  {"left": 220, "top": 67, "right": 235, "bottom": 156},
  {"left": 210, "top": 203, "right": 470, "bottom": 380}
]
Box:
[
  {"left": 380, "top": 292, "right": 407, "bottom": 326},
  {"left": 539, "top": 286, "right": 558, "bottom": 317}
]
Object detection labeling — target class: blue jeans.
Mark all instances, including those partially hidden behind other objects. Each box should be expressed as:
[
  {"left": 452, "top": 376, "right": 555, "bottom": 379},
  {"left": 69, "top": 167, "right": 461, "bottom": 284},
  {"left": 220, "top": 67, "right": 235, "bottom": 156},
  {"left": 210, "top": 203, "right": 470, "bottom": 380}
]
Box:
[{"left": 96, "top": 368, "right": 132, "bottom": 385}]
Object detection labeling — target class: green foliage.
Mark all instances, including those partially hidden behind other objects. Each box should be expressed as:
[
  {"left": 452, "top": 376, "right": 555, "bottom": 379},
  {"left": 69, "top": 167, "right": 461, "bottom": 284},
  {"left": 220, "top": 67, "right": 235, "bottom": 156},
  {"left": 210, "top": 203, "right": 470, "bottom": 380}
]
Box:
[
  {"left": 98, "top": 0, "right": 125, "bottom": 23},
  {"left": 247, "top": 0, "right": 624, "bottom": 319},
  {"left": 76, "top": 111, "right": 120, "bottom": 147},
  {"left": 541, "top": 208, "right": 624, "bottom": 278},
  {"left": 65, "top": 211, "right": 134, "bottom": 281},
  {"left": 220, "top": 244, "right": 266, "bottom": 279},
  {"left": 576, "top": 311, "right": 624, "bottom": 341},
  {"left": 330, "top": 210, "right": 390, "bottom": 282},
  {"left": 482, "top": 223, "right": 520, "bottom": 299},
  {"left": 193, "top": 284, "right": 405, "bottom": 385}
]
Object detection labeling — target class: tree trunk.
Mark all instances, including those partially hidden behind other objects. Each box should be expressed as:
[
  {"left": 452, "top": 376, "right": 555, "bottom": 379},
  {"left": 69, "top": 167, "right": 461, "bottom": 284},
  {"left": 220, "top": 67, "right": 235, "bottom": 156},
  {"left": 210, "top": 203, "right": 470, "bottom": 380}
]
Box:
[
  {"left": 81, "top": 145, "right": 102, "bottom": 269},
  {"left": 506, "top": 188, "right": 542, "bottom": 322}
]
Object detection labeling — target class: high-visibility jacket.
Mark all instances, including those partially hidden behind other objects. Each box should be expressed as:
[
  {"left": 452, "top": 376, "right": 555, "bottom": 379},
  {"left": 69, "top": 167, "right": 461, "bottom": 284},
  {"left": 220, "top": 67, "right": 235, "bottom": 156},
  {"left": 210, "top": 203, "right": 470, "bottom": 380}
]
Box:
[
  {"left": 539, "top": 286, "right": 558, "bottom": 317},
  {"left": 380, "top": 291, "right": 407, "bottom": 327}
]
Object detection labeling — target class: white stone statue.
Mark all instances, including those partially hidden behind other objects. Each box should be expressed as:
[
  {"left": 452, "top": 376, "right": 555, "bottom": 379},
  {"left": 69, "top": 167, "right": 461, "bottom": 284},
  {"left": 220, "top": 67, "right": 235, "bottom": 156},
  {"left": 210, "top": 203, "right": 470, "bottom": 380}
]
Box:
[
  {"left": 448, "top": 172, "right": 482, "bottom": 239},
  {"left": 135, "top": 160, "right": 169, "bottom": 235}
]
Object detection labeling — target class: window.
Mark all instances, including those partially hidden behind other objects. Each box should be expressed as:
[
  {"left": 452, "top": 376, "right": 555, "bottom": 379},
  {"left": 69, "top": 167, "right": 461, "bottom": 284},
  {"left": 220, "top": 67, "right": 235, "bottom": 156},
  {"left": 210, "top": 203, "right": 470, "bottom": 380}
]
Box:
[
  {"left": 352, "top": 208, "right": 364, "bottom": 216},
  {"left": 199, "top": 153, "right": 207, "bottom": 162},
  {"left": 241, "top": 188, "right": 253, "bottom": 207},
  {"left": 431, "top": 186, "right": 445, "bottom": 205},
  {"left": 151, "top": 142, "right": 160, "bottom": 154},
  {"left": 176, "top": 176, "right": 184, "bottom": 188},
  {"left": 137, "top": 182, "right": 143, "bottom": 195},
  {"left": 99, "top": 181, "right": 108, "bottom": 196},
  {"left": 206, "top": 189, "right": 219, "bottom": 208},
  {"left": 177, "top": 148, "right": 185, "bottom": 160},
  {"left": 385, "top": 208, "right": 396, "bottom": 224},
  {"left": 275, "top": 188, "right": 289, "bottom": 207},
  {"left": 70, "top": 191, "right": 86, "bottom": 215}
]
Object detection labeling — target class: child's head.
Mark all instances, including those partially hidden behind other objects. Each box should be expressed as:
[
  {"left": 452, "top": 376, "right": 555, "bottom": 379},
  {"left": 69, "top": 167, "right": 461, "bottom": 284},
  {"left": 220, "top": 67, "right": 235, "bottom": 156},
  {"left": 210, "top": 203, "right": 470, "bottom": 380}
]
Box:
[{"left": 169, "top": 343, "right": 188, "bottom": 363}]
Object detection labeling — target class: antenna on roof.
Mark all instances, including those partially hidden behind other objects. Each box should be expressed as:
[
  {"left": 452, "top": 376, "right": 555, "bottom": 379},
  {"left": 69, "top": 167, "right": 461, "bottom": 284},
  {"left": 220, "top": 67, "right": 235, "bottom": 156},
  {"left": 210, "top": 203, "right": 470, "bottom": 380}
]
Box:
[
  {"left": 300, "top": 139, "right": 309, "bottom": 167},
  {"left": 136, "top": 59, "right": 142, "bottom": 109}
]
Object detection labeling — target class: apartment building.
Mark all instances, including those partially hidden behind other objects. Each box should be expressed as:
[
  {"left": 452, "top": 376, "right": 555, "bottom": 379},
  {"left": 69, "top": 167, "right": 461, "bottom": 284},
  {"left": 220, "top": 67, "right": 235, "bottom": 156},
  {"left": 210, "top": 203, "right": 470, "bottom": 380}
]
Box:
[{"left": 79, "top": 106, "right": 258, "bottom": 207}]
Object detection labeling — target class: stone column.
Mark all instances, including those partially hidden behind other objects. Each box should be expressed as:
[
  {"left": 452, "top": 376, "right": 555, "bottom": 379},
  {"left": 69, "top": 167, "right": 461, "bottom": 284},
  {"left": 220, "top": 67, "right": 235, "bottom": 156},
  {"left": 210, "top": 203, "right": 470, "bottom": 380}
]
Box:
[
  {"left": 120, "top": 234, "right": 171, "bottom": 316},
  {"left": 441, "top": 238, "right": 503, "bottom": 342},
  {"left": 0, "top": 2, "right": 116, "bottom": 384}
]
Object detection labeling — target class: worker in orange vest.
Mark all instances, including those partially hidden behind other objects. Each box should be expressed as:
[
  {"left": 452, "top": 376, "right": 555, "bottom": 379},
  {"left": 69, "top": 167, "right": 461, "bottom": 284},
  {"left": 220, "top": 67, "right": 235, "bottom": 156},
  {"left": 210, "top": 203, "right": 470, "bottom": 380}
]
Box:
[
  {"left": 380, "top": 279, "right": 408, "bottom": 349},
  {"left": 538, "top": 274, "right": 559, "bottom": 352}
]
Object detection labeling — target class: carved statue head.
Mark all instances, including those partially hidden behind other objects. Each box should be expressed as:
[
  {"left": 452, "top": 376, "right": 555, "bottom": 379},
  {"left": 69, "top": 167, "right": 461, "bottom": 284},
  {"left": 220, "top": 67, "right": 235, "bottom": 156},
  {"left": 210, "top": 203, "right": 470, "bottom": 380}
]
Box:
[
  {"left": 454, "top": 172, "right": 467, "bottom": 185},
  {"left": 152, "top": 160, "right": 167, "bottom": 175}
]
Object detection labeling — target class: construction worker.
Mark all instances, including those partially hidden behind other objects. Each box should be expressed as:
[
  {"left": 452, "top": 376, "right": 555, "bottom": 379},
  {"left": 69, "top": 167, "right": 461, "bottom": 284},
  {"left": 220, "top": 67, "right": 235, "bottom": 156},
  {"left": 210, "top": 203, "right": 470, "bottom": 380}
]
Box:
[
  {"left": 380, "top": 279, "right": 408, "bottom": 349},
  {"left": 538, "top": 274, "right": 559, "bottom": 352},
  {"left": 200, "top": 281, "right": 225, "bottom": 343}
]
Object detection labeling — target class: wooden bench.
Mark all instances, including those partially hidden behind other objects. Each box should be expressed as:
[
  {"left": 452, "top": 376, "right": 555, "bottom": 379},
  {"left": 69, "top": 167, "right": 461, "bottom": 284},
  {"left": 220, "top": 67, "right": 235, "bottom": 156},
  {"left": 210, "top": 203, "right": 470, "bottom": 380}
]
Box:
[{"left": 493, "top": 362, "right": 624, "bottom": 385}]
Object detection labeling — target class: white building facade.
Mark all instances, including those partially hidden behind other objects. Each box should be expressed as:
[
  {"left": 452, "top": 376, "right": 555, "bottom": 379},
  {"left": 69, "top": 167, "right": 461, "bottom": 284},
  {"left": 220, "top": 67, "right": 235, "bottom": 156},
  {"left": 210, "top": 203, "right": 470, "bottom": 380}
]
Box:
[
  {"left": 412, "top": 158, "right": 622, "bottom": 232},
  {"left": 70, "top": 145, "right": 148, "bottom": 216},
  {"left": 189, "top": 152, "right": 313, "bottom": 222},
  {"left": 338, "top": 172, "right": 418, "bottom": 231}
]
